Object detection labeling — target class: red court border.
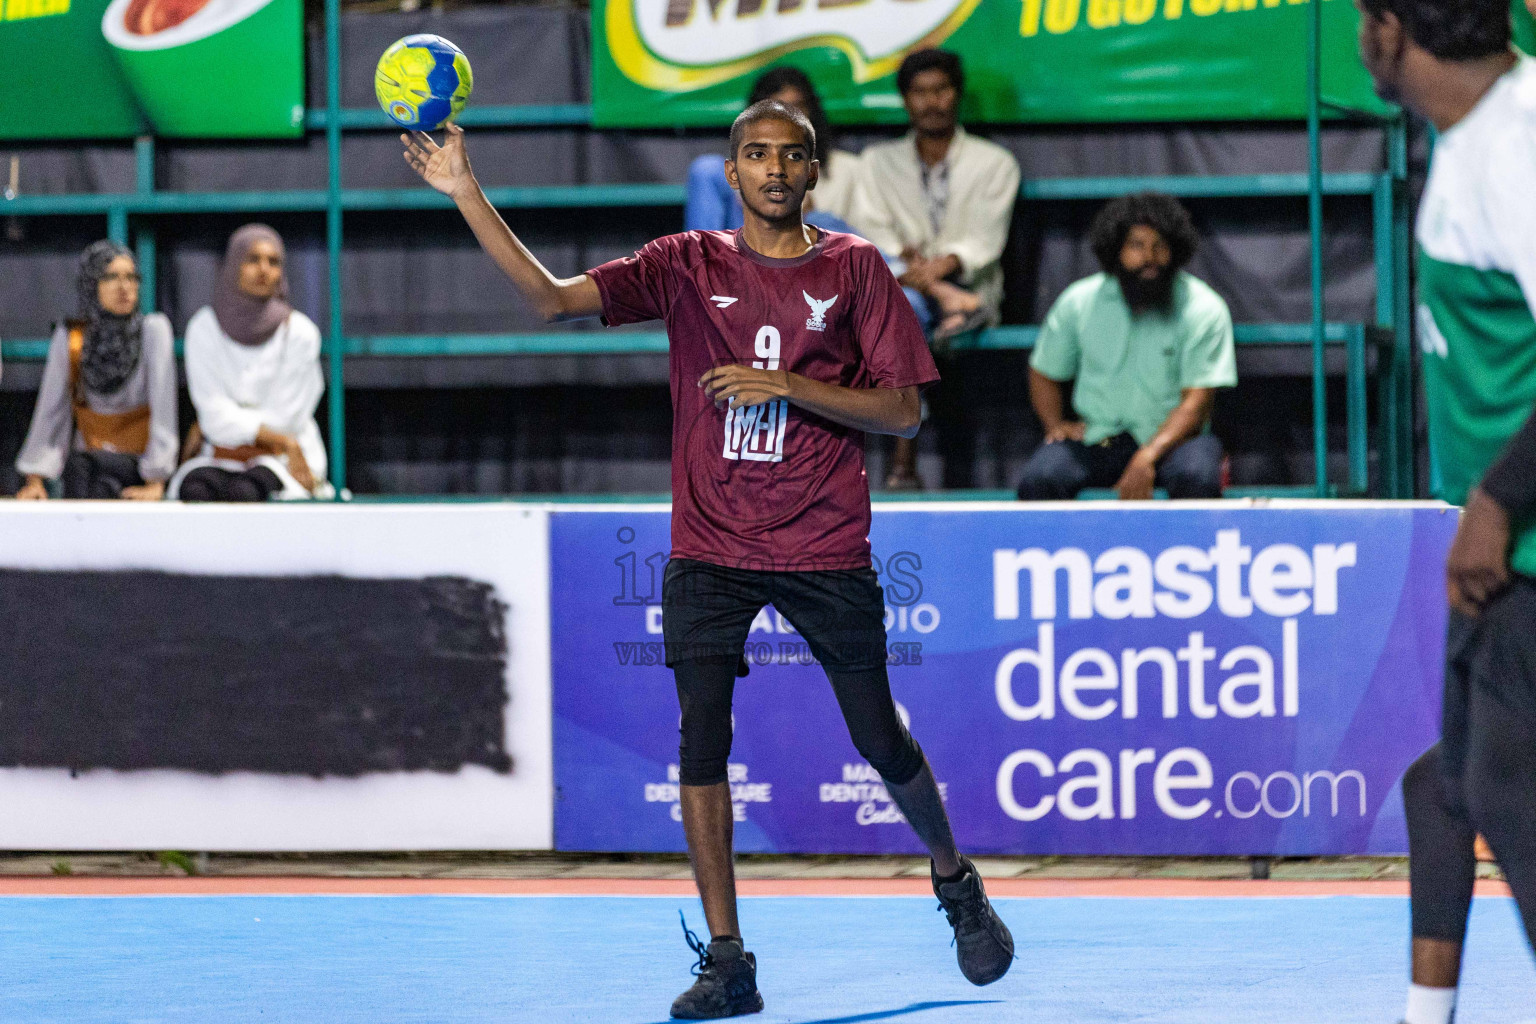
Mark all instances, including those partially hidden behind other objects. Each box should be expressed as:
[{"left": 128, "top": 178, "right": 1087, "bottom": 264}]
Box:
[{"left": 0, "top": 877, "right": 1513, "bottom": 898}]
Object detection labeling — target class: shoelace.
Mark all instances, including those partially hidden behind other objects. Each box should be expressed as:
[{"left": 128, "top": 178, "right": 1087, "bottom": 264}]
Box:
[
  {"left": 679, "top": 910, "right": 714, "bottom": 977},
  {"left": 936, "top": 881, "right": 1017, "bottom": 959}
]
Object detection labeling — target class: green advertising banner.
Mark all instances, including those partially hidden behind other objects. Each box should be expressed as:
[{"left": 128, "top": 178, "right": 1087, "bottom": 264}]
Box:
[
  {"left": 1, "top": 0, "right": 303, "bottom": 139},
  {"left": 593, "top": 0, "right": 1394, "bottom": 127}
]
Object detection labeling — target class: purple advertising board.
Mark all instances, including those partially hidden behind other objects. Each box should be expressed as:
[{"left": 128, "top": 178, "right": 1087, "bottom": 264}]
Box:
[{"left": 551, "top": 502, "right": 1457, "bottom": 856}]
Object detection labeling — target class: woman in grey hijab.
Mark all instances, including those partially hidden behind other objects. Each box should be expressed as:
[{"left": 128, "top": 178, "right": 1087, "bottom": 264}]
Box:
[
  {"left": 169, "top": 224, "right": 329, "bottom": 501},
  {"left": 15, "top": 241, "right": 178, "bottom": 500}
]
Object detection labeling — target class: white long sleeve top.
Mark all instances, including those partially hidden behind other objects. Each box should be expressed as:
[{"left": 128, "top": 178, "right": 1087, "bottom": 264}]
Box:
[
  {"left": 184, "top": 305, "right": 328, "bottom": 486},
  {"left": 15, "top": 314, "right": 179, "bottom": 482}
]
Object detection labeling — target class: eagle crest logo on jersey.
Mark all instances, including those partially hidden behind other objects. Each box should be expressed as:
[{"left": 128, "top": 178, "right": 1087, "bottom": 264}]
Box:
[{"left": 804, "top": 292, "right": 838, "bottom": 332}]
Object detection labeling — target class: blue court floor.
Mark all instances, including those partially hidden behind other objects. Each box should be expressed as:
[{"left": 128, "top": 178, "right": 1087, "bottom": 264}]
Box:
[{"left": 2, "top": 894, "right": 1533, "bottom": 1023}]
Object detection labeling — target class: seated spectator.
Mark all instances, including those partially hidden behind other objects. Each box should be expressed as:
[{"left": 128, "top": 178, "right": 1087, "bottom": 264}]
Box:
[
  {"left": 685, "top": 67, "right": 861, "bottom": 234},
  {"left": 167, "top": 224, "right": 330, "bottom": 502},
  {"left": 14, "top": 241, "right": 177, "bottom": 500},
  {"left": 1016, "top": 192, "right": 1236, "bottom": 502},
  {"left": 852, "top": 48, "right": 1021, "bottom": 488}
]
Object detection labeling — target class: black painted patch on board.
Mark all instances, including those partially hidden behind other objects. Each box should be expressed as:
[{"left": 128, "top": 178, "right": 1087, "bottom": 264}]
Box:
[{"left": 0, "top": 571, "right": 511, "bottom": 777}]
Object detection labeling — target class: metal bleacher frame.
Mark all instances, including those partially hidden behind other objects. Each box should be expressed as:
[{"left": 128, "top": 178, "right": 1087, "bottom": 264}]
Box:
[{"left": 0, "top": 0, "right": 1415, "bottom": 499}]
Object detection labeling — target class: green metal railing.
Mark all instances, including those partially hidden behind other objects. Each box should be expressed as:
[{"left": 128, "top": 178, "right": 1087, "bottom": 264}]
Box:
[
  {"left": 0, "top": 183, "right": 689, "bottom": 216},
  {"left": 325, "top": 0, "right": 346, "bottom": 495},
  {"left": 0, "top": 321, "right": 1383, "bottom": 497},
  {"left": 347, "top": 486, "right": 1331, "bottom": 504},
  {"left": 1, "top": 0, "right": 1412, "bottom": 498},
  {"left": 305, "top": 103, "right": 594, "bottom": 131},
  {"left": 1307, "top": 0, "right": 1328, "bottom": 497}
]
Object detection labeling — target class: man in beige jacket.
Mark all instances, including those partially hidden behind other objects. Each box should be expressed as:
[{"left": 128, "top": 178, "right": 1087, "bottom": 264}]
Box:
[{"left": 852, "top": 48, "right": 1021, "bottom": 489}]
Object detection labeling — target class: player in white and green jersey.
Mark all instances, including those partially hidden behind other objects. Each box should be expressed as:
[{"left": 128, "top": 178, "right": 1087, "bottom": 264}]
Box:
[{"left": 1357, "top": 2, "right": 1536, "bottom": 1023}]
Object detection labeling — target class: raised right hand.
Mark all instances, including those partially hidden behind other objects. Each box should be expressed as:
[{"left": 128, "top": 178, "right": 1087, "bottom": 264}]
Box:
[{"left": 403, "top": 124, "right": 474, "bottom": 199}]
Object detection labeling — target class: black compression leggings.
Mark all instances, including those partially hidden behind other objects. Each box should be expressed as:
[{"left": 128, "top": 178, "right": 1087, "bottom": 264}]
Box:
[
  {"left": 1405, "top": 721, "right": 1536, "bottom": 950},
  {"left": 673, "top": 656, "right": 925, "bottom": 788}
]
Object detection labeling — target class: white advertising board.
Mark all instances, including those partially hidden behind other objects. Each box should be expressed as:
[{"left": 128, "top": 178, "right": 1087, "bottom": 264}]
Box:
[{"left": 0, "top": 504, "right": 552, "bottom": 850}]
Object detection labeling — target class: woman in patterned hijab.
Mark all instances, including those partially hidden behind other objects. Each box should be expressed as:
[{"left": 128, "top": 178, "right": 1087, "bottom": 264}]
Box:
[
  {"left": 14, "top": 240, "right": 178, "bottom": 499},
  {"left": 76, "top": 240, "right": 145, "bottom": 394}
]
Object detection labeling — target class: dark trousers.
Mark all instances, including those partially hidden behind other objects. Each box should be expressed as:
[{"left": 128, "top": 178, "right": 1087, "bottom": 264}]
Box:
[
  {"left": 178, "top": 465, "right": 283, "bottom": 503},
  {"left": 61, "top": 450, "right": 144, "bottom": 499},
  {"left": 1404, "top": 579, "right": 1536, "bottom": 953},
  {"left": 1016, "top": 432, "right": 1224, "bottom": 501}
]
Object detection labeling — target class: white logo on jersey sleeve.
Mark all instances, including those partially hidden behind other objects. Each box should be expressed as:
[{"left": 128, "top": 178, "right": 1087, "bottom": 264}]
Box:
[
  {"left": 1418, "top": 303, "right": 1450, "bottom": 358},
  {"left": 803, "top": 292, "right": 838, "bottom": 332}
]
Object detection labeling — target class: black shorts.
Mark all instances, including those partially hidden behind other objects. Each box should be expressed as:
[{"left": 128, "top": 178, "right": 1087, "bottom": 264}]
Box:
[
  {"left": 661, "top": 557, "right": 889, "bottom": 673},
  {"left": 1440, "top": 574, "right": 1536, "bottom": 804}
]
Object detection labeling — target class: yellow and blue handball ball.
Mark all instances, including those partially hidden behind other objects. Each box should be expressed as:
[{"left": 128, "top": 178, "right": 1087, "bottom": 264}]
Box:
[{"left": 375, "top": 34, "right": 473, "bottom": 132}]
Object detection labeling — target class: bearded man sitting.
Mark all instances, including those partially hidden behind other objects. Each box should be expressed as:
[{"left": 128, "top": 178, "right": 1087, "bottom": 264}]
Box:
[{"left": 1017, "top": 192, "right": 1237, "bottom": 501}]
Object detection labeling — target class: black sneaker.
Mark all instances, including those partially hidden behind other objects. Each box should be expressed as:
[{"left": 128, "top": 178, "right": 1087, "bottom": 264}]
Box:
[
  {"left": 932, "top": 856, "right": 1015, "bottom": 986},
  {"left": 669, "top": 912, "right": 764, "bottom": 1020}
]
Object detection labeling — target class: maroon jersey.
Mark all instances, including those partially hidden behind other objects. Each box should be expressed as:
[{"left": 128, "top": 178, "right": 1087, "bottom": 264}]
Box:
[{"left": 588, "top": 229, "right": 938, "bottom": 571}]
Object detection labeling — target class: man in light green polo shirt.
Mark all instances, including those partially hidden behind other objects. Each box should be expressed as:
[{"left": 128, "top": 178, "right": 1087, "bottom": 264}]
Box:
[{"left": 1016, "top": 192, "right": 1237, "bottom": 501}]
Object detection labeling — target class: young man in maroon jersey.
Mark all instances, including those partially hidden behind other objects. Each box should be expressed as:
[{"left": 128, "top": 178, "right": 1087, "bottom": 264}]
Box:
[{"left": 403, "top": 100, "right": 1014, "bottom": 1020}]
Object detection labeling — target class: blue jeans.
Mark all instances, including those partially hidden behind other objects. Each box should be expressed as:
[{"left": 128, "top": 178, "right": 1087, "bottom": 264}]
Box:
[{"left": 1016, "top": 432, "right": 1224, "bottom": 500}]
